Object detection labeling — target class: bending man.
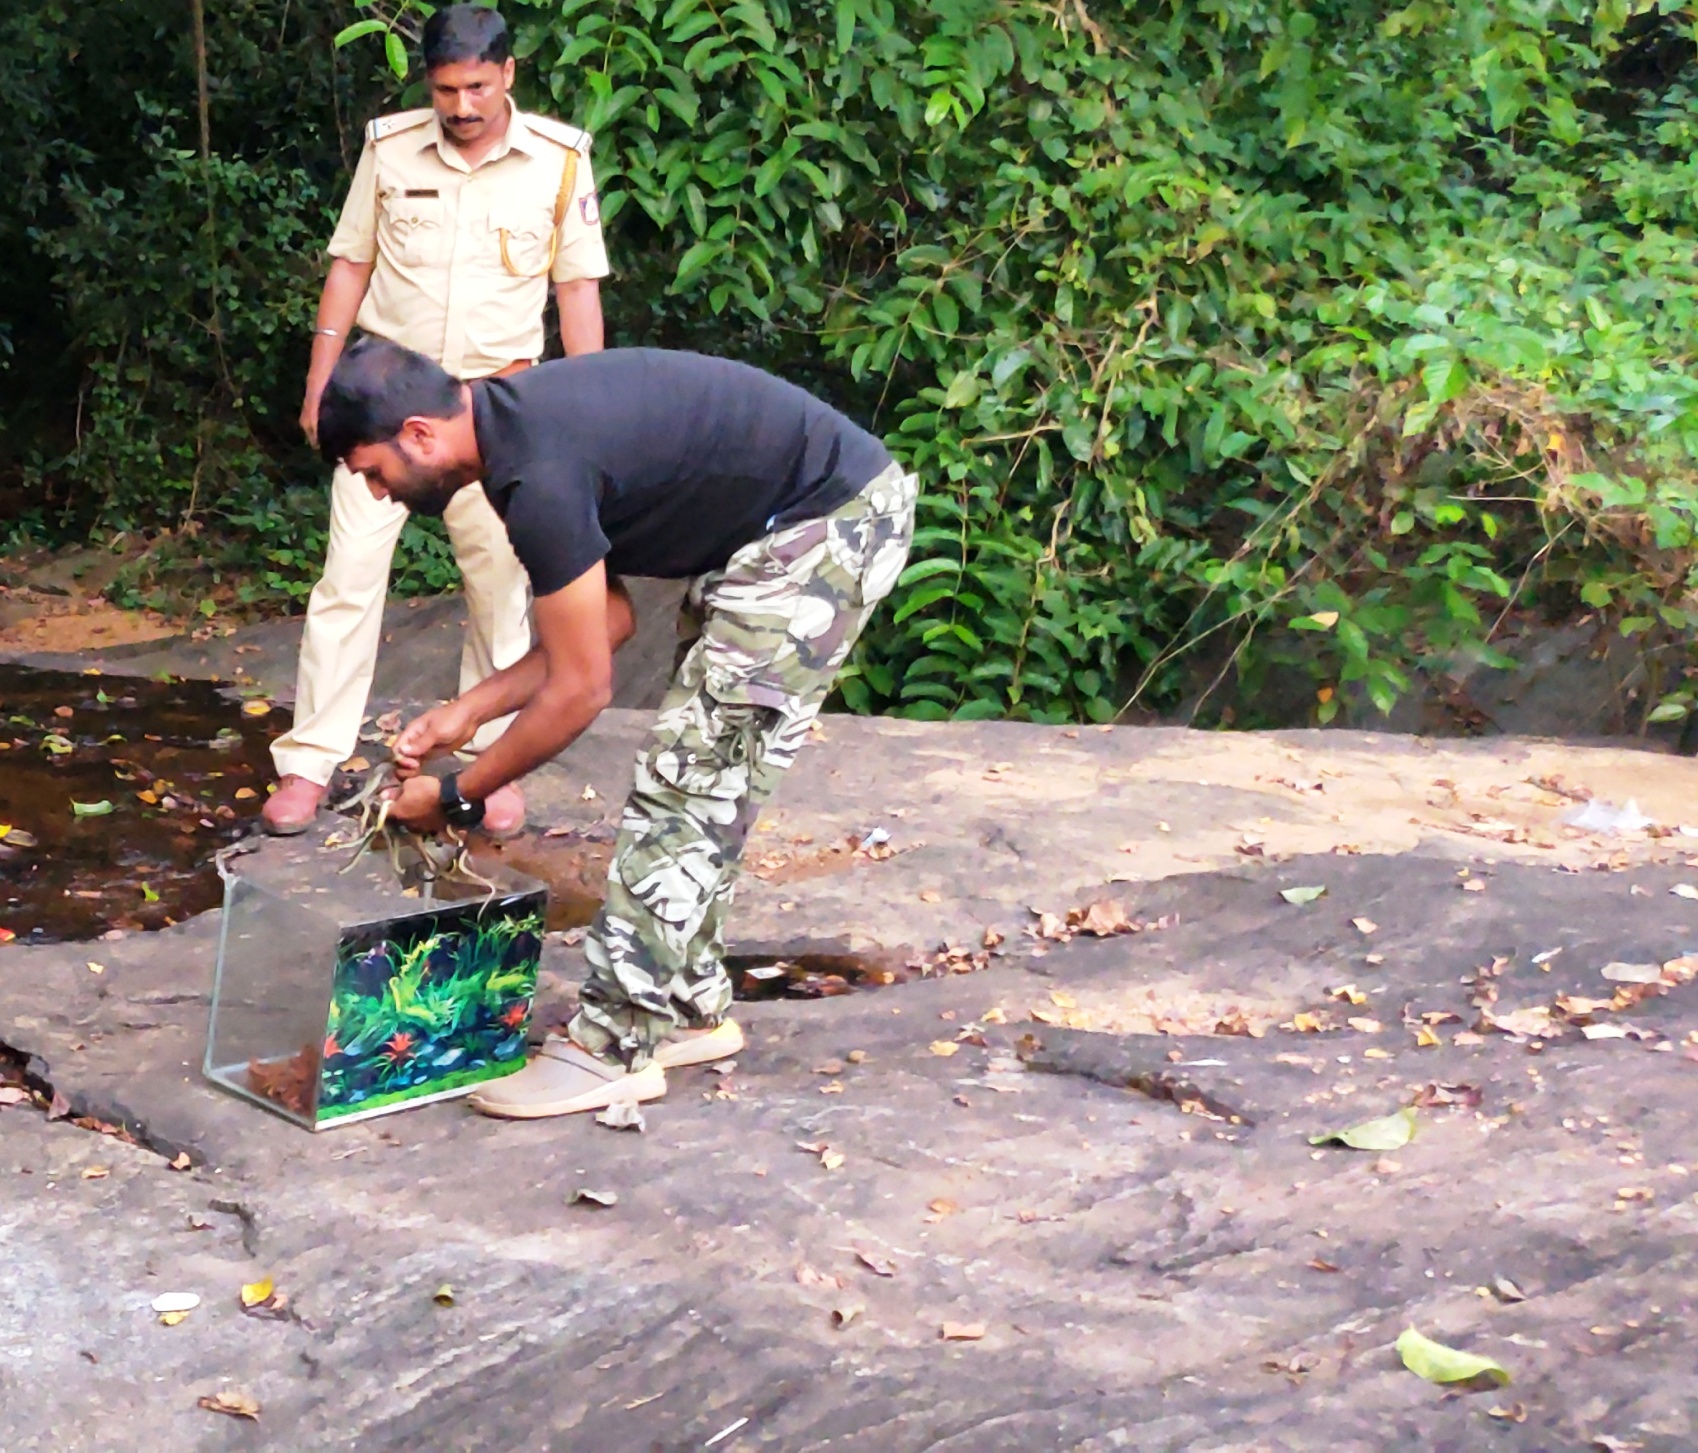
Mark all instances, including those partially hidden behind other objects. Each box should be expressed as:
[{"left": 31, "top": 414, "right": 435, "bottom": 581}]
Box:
[{"left": 316, "top": 338, "right": 915, "bottom": 1119}]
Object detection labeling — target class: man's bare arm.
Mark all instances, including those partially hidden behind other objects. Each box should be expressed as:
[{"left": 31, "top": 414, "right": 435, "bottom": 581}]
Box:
[
  {"left": 301, "top": 257, "right": 375, "bottom": 445},
  {"left": 455, "top": 565, "right": 616, "bottom": 799},
  {"left": 556, "top": 278, "right": 604, "bottom": 356}
]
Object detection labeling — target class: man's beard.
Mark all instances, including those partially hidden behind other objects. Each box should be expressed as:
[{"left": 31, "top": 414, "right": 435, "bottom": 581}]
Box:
[{"left": 392, "top": 462, "right": 463, "bottom": 518}]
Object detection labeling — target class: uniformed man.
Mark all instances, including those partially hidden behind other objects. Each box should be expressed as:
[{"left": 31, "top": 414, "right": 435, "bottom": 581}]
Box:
[
  {"left": 313, "top": 338, "right": 917, "bottom": 1119},
  {"left": 264, "top": 3, "right": 609, "bottom": 836}
]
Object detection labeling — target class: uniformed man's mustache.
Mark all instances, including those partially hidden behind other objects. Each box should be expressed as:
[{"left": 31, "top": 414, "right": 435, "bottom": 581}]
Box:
[{"left": 446, "top": 115, "right": 481, "bottom": 126}]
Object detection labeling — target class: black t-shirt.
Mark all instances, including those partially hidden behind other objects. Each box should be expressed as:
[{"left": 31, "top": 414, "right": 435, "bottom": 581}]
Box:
[{"left": 472, "top": 349, "right": 895, "bottom": 595}]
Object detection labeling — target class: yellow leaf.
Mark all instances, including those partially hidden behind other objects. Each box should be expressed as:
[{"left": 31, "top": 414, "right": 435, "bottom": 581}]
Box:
[
  {"left": 240, "top": 1278, "right": 275, "bottom": 1308},
  {"left": 159, "top": 1310, "right": 189, "bottom": 1327},
  {"left": 233, "top": 787, "right": 257, "bottom": 800},
  {"left": 1396, "top": 1326, "right": 1510, "bottom": 1386},
  {"left": 820, "top": 1148, "right": 845, "bottom": 1171},
  {"left": 241, "top": 700, "right": 272, "bottom": 717},
  {"left": 81, "top": 1165, "right": 109, "bottom": 1179},
  {"left": 1416, "top": 1026, "right": 1440, "bottom": 1048},
  {"left": 1048, "top": 990, "right": 1077, "bottom": 1009},
  {"left": 433, "top": 1284, "right": 455, "bottom": 1306},
  {"left": 343, "top": 756, "right": 371, "bottom": 773},
  {"left": 929, "top": 1040, "right": 960, "bottom": 1057},
  {"left": 197, "top": 1390, "right": 261, "bottom": 1420}
]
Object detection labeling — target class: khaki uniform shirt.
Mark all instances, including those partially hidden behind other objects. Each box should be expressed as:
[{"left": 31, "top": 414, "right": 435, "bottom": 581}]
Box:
[{"left": 327, "top": 105, "right": 611, "bottom": 381}]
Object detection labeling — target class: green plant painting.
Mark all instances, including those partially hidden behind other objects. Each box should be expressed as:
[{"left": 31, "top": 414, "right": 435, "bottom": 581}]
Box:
[{"left": 315, "top": 895, "right": 545, "bottom": 1120}]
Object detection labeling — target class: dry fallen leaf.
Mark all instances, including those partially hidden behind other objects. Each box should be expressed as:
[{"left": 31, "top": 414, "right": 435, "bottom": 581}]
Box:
[
  {"left": 169, "top": 1151, "right": 192, "bottom": 1171},
  {"left": 0, "top": 1087, "right": 28, "bottom": 1106},
  {"left": 855, "top": 1249, "right": 898, "bottom": 1278},
  {"left": 432, "top": 1284, "right": 456, "bottom": 1306},
  {"left": 568, "top": 1188, "right": 619, "bottom": 1208},
  {"left": 830, "top": 1301, "right": 863, "bottom": 1328},
  {"left": 1352, "top": 917, "right": 1378, "bottom": 935},
  {"left": 1461, "top": 878, "right": 1487, "bottom": 893},
  {"left": 927, "top": 1198, "right": 960, "bottom": 1218},
  {"left": 919, "top": 888, "right": 942, "bottom": 903},
  {"left": 233, "top": 787, "right": 257, "bottom": 801},
  {"left": 939, "top": 1321, "right": 986, "bottom": 1341},
  {"left": 1280, "top": 885, "right": 1327, "bottom": 905},
  {"left": 1672, "top": 884, "right": 1698, "bottom": 901},
  {"left": 241, "top": 700, "right": 271, "bottom": 717},
  {"left": 240, "top": 1278, "right": 275, "bottom": 1309},
  {"left": 1347, "top": 1017, "right": 1383, "bottom": 1034},
  {"left": 929, "top": 1040, "right": 960, "bottom": 1058},
  {"left": 158, "top": 1310, "right": 189, "bottom": 1327},
  {"left": 1329, "top": 983, "right": 1368, "bottom": 1006},
  {"left": 81, "top": 1165, "right": 109, "bottom": 1180},
  {"left": 197, "top": 1390, "right": 261, "bottom": 1420}
]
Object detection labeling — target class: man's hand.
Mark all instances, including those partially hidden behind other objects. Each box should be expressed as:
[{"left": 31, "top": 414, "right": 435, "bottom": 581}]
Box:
[
  {"left": 393, "top": 702, "right": 478, "bottom": 777},
  {"left": 299, "top": 382, "right": 325, "bottom": 448},
  {"left": 384, "top": 773, "right": 447, "bottom": 832}
]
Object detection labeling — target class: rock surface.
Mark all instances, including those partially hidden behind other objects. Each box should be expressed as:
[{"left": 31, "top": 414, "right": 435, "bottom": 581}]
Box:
[{"left": 5, "top": 631, "right": 1698, "bottom": 1450}]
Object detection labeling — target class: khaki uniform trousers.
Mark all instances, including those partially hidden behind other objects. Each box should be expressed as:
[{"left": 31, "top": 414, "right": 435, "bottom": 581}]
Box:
[{"left": 269, "top": 464, "right": 532, "bottom": 786}]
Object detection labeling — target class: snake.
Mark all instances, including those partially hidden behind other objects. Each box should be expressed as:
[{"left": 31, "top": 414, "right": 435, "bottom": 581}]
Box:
[{"left": 330, "top": 762, "right": 497, "bottom": 897}]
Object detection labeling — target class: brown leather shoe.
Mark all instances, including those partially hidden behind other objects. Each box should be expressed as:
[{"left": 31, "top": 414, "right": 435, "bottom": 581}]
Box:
[
  {"left": 261, "top": 774, "right": 326, "bottom": 836},
  {"left": 481, "top": 783, "right": 526, "bottom": 839}
]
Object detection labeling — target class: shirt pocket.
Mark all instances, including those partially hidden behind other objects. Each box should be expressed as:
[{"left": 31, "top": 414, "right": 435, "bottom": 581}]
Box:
[
  {"left": 377, "top": 192, "right": 444, "bottom": 267},
  {"left": 488, "top": 205, "right": 556, "bottom": 276}
]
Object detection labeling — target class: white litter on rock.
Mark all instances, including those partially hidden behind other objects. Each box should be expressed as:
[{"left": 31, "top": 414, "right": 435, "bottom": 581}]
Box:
[{"left": 1562, "top": 798, "right": 1654, "bottom": 834}]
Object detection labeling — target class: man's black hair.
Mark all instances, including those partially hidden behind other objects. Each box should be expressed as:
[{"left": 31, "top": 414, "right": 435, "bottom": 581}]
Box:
[
  {"left": 421, "top": 3, "right": 511, "bottom": 70},
  {"left": 318, "top": 337, "right": 466, "bottom": 466}
]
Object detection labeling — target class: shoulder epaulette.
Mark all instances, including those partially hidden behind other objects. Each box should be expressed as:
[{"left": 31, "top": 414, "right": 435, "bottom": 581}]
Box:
[
  {"left": 366, "top": 109, "right": 434, "bottom": 144},
  {"left": 521, "top": 113, "right": 592, "bottom": 153}
]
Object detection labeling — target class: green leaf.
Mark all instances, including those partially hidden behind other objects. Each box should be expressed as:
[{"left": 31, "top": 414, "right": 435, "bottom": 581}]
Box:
[
  {"left": 1279, "top": 885, "right": 1326, "bottom": 905},
  {"left": 71, "top": 800, "right": 115, "bottom": 817},
  {"left": 1394, "top": 1327, "right": 1510, "bottom": 1387},
  {"left": 1310, "top": 1106, "right": 1417, "bottom": 1151},
  {"left": 384, "top": 30, "right": 408, "bottom": 80},
  {"left": 333, "top": 18, "right": 388, "bottom": 47},
  {"left": 942, "top": 372, "right": 979, "bottom": 409}
]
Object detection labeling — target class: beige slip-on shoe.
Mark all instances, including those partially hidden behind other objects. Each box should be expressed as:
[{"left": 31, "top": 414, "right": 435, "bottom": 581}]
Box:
[
  {"left": 652, "top": 1019, "right": 745, "bottom": 1070},
  {"left": 468, "top": 1036, "right": 666, "bottom": 1119}
]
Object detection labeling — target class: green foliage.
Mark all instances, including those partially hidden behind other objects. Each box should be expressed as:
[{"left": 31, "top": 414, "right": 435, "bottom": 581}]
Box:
[
  {"left": 8, "top": 0, "right": 1698, "bottom": 726},
  {"left": 497, "top": 0, "right": 1698, "bottom": 726},
  {"left": 0, "top": 0, "right": 459, "bottom": 609}
]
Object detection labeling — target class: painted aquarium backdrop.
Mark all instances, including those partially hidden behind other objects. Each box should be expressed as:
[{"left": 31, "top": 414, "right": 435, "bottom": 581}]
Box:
[{"left": 309, "top": 896, "right": 544, "bottom": 1121}]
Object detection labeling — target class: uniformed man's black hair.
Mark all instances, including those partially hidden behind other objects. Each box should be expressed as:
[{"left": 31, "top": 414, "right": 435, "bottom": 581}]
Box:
[
  {"left": 421, "top": 4, "right": 511, "bottom": 70},
  {"left": 317, "top": 337, "right": 466, "bottom": 466}
]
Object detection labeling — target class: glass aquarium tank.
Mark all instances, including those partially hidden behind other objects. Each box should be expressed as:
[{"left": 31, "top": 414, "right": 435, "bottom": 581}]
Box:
[{"left": 206, "top": 830, "right": 547, "bottom": 1129}]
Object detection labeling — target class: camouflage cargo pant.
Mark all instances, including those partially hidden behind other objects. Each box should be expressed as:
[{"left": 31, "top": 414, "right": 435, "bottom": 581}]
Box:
[{"left": 569, "top": 462, "right": 917, "bottom": 1069}]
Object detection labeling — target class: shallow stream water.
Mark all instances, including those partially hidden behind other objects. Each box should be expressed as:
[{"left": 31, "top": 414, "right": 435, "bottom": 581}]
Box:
[{"left": 0, "top": 664, "right": 279, "bottom": 942}]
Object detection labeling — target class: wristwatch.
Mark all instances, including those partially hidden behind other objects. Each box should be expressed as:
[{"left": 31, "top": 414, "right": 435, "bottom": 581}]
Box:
[{"left": 438, "top": 773, "right": 486, "bottom": 830}]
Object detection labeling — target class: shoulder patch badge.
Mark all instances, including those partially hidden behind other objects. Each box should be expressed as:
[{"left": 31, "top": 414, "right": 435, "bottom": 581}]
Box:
[{"left": 580, "top": 191, "right": 601, "bottom": 226}]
